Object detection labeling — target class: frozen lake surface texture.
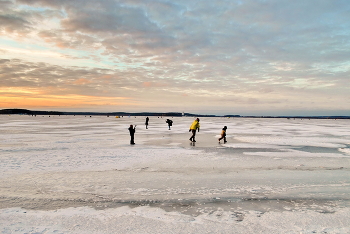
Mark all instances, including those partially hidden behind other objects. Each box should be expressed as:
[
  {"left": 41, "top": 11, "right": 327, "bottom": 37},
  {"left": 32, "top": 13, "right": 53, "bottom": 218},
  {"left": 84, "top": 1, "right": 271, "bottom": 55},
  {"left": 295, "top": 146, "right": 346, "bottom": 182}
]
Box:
[{"left": 0, "top": 115, "right": 349, "bottom": 233}]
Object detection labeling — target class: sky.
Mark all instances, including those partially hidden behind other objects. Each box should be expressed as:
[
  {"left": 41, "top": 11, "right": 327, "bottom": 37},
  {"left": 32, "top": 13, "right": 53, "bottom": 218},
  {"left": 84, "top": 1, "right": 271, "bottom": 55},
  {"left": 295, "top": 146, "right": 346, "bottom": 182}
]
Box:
[{"left": 0, "top": 0, "right": 349, "bottom": 116}]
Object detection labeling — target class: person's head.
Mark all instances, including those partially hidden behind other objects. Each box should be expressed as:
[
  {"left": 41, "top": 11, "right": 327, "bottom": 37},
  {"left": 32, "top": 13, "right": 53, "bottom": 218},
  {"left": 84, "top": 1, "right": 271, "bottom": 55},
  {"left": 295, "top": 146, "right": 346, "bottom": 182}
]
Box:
[
  {"left": 130, "top": 125, "right": 133, "bottom": 127},
  {"left": 224, "top": 126, "right": 227, "bottom": 129},
  {"left": 196, "top": 118, "right": 200, "bottom": 122}
]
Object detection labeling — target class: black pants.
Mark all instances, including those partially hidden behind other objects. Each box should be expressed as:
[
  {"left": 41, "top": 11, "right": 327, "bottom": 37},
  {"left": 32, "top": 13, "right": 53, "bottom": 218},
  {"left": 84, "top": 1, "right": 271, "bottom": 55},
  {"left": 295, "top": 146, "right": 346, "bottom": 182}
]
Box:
[
  {"left": 130, "top": 134, "right": 135, "bottom": 144},
  {"left": 189, "top": 130, "right": 196, "bottom": 141},
  {"left": 219, "top": 135, "right": 226, "bottom": 142}
]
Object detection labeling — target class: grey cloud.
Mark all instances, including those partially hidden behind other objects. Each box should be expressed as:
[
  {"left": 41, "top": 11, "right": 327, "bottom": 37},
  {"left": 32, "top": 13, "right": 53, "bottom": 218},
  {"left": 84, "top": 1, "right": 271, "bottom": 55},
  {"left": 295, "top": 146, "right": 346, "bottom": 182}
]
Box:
[
  {"left": 13, "top": 0, "right": 350, "bottom": 57},
  {"left": 0, "top": 0, "right": 63, "bottom": 35},
  {"left": 61, "top": 7, "right": 152, "bottom": 33},
  {"left": 0, "top": 59, "right": 11, "bottom": 64},
  {"left": 37, "top": 30, "right": 100, "bottom": 49},
  {"left": 0, "top": 13, "right": 32, "bottom": 33},
  {"left": 0, "top": 58, "right": 186, "bottom": 97},
  {"left": 19, "top": 0, "right": 160, "bottom": 33},
  {"left": 0, "top": 57, "right": 234, "bottom": 97},
  {"left": 0, "top": 59, "right": 106, "bottom": 90}
]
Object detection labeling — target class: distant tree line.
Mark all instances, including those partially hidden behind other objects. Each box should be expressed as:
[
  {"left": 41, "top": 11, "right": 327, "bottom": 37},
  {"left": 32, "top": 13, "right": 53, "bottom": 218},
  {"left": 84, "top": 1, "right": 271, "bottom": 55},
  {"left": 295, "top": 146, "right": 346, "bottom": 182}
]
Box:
[
  {"left": 0, "top": 109, "right": 64, "bottom": 116},
  {"left": 0, "top": 109, "right": 213, "bottom": 117}
]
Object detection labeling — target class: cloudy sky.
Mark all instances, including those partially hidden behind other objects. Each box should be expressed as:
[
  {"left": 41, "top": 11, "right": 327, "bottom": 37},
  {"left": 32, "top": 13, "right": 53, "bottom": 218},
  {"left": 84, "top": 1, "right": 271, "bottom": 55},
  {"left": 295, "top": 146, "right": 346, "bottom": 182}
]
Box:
[{"left": 1, "top": 0, "right": 349, "bottom": 115}]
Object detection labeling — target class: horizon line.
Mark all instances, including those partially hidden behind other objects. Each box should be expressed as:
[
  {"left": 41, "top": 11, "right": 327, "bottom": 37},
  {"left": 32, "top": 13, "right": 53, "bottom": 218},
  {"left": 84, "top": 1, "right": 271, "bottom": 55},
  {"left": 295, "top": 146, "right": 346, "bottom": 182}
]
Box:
[{"left": 1, "top": 108, "right": 349, "bottom": 118}]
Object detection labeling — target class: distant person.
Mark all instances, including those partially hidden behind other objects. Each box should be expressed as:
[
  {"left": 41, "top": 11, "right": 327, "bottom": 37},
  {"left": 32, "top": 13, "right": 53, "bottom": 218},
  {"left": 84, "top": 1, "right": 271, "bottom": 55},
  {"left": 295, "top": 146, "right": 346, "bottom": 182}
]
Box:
[
  {"left": 218, "top": 126, "right": 227, "bottom": 143},
  {"left": 189, "top": 118, "right": 200, "bottom": 142},
  {"left": 128, "top": 125, "right": 136, "bottom": 145},
  {"left": 145, "top": 117, "right": 149, "bottom": 129},
  {"left": 166, "top": 119, "right": 173, "bottom": 130}
]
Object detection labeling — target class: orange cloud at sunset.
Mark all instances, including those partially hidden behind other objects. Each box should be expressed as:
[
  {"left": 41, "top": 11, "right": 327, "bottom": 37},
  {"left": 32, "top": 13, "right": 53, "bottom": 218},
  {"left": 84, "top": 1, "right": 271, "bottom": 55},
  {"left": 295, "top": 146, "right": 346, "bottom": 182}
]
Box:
[
  {"left": 71, "top": 78, "right": 91, "bottom": 85},
  {"left": 142, "top": 81, "right": 166, "bottom": 88},
  {"left": 0, "top": 87, "right": 134, "bottom": 109}
]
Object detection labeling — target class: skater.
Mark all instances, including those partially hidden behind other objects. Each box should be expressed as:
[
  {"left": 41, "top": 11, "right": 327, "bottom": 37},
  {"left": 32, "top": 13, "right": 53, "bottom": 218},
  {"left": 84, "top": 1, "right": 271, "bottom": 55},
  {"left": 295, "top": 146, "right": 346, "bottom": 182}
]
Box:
[
  {"left": 128, "top": 124, "right": 136, "bottom": 145},
  {"left": 218, "top": 126, "right": 227, "bottom": 143},
  {"left": 145, "top": 117, "right": 149, "bottom": 129},
  {"left": 166, "top": 119, "right": 173, "bottom": 130},
  {"left": 189, "top": 118, "right": 200, "bottom": 142}
]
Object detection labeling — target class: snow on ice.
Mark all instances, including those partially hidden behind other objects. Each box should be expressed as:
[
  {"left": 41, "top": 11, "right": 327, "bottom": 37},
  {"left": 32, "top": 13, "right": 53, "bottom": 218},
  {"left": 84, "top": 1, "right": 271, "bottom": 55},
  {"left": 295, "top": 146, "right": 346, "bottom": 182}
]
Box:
[{"left": 1, "top": 115, "right": 349, "bottom": 233}]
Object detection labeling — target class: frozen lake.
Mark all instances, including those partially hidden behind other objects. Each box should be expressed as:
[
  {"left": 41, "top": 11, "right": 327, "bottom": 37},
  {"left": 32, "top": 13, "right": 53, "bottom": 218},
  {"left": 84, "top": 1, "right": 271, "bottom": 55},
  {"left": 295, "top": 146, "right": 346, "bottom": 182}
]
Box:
[{"left": 1, "top": 115, "right": 350, "bottom": 233}]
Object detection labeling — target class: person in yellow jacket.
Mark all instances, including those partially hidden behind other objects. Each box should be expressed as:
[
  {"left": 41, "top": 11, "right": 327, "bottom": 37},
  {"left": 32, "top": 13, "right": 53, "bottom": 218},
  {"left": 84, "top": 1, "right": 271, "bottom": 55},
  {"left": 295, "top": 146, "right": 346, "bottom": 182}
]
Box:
[{"left": 189, "top": 118, "right": 200, "bottom": 142}]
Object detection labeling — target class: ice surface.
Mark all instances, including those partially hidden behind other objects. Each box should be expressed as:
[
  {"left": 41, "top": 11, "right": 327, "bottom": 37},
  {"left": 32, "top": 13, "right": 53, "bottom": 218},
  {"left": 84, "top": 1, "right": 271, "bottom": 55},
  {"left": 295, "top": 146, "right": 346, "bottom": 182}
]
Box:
[
  {"left": 1, "top": 115, "right": 350, "bottom": 233},
  {"left": 1, "top": 206, "right": 350, "bottom": 234}
]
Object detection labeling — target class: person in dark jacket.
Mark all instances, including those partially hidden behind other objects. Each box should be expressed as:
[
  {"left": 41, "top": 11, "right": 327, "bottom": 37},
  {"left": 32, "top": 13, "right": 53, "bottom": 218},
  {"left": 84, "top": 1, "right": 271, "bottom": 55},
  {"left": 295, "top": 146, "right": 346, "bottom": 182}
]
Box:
[
  {"left": 218, "top": 126, "right": 227, "bottom": 143},
  {"left": 166, "top": 119, "right": 173, "bottom": 130},
  {"left": 145, "top": 117, "right": 149, "bottom": 129},
  {"left": 128, "top": 125, "right": 136, "bottom": 144}
]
